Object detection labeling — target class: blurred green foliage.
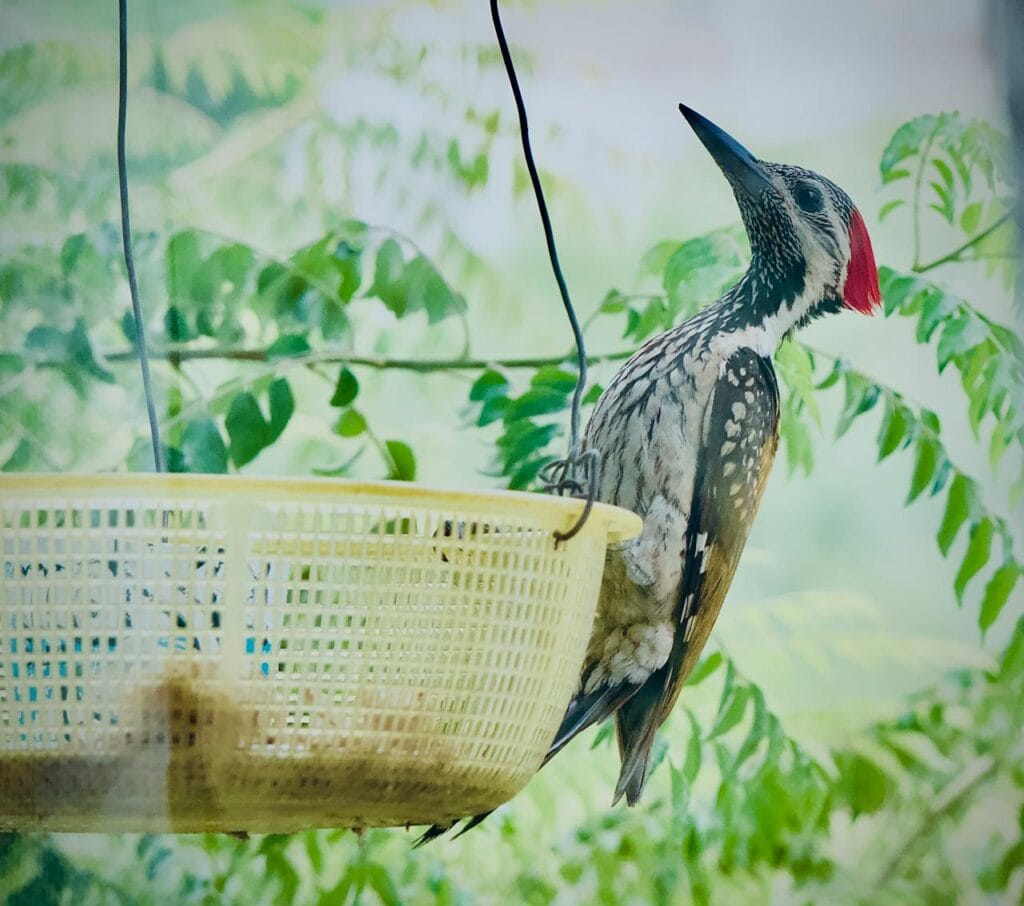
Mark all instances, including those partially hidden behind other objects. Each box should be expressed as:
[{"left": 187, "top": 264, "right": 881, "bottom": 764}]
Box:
[{"left": 0, "top": 2, "right": 1022, "bottom": 903}]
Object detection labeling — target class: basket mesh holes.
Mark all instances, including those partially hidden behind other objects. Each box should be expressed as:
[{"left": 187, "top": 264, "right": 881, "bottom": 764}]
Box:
[{"left": 2, "top": 489, "right": 620, "bottom": 826}]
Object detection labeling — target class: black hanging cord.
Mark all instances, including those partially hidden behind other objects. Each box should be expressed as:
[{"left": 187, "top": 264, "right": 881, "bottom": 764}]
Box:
[
  {"left": 118, "top": 0, "right": 165, "bottom": 472},
  {"left": 489, "top": 0, "right": 598, "bottom": 543}
]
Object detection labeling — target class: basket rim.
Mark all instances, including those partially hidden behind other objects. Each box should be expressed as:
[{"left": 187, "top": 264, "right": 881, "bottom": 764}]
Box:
[{"left": 0, "top": 472, "right": 641, "bottom": 543}]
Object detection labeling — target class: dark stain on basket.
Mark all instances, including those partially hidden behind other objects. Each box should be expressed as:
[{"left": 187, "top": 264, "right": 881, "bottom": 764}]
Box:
[{"left": 0, "top": 661, "right": 533, "bottom": 832}]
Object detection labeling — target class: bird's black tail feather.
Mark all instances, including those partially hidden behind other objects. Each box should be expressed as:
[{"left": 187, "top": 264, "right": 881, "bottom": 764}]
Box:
[
  {"left": 544, "top": 680, "right": 640, "bottom": 766},
  {"left": 612, "top": 671, "right": 666, "bottom": 806}
]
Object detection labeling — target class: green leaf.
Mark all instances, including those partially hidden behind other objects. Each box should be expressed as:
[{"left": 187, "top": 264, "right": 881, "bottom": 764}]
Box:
[
  {"left": 937, "top": 474, "right": 976, "bottom": 556},
  {"left": 583, "top": 383, "right": 603, "bottom": 405},
  {"left": 836, "top": 375, "right": 880, "bottom": 438},
  {"left": 120, "top": 310, "right": 139, "bottom": 345},
  {"left": 163, "top": 306, "right": 195, "bottom": 342},
  {"left": 166, "top": 230, "right": 203, "bottom": 306},
  {"left": 878, "top": 268, "right": 918, "bottom": 317},
  {"left": 683, "top": 711, "right": 702, "bottom": 784},
  {"left": 180, "top": 417, "right": 228, "bottom": 474},
  {"left": 405, "top": 255, "right": 466, "bottom": 324},
  {"left": 208, "top": 242, "right": 255, "bottom": 292},
  {"left": 882, "top": 167, "right": 912, "bottom": 183},
  {"left": 335, "top": 409, "right": 367, "bottom": 438},
  {"left": 776, "top": 341, "right": 821, "bottom": 426},
  {"left": 508, "top": 456, "right": 552, "bottom": 490},
  {"left": 385, "top": 440, "right": 416, "bottom": 481},
  {"left": 599, "top": 288, "right": 627, "bottom": 314},
  {"left": 330, "top": 367, "right": 359, "bottom": 407},
  {"left": 919, "top": 409, "right": 941, "bottom": 434},
  {"left": 469, "top": 369, "right": 509, "bottom": 403},
  {"left": 321, "top": 302, "right": 350, "bottom": 341},
  {"left": 267, "top": 378, "right": 294, "bottom": 442},
  {"left": 936, "top": 315, "right": 988, "bottom": 372},
  {"left": 907, "top": 437, "right": 939, "bottom": 503},
  {"left": 369, "top": 238, "right": 405, "bottom": 312},
  {"left": 815, "top": 359, "right": 845, "bottom": 391},
  {"left": 998, "top": 617, "right": 1024, "bottom": 681},
  {"left": 60, "top": 233, "right": 91, "bottom": 276},
  {"left": 224, "top": 380, "right": 293, "bottom": 467},
  {"left": 477, "top": 395, "right": 510, "bottom": 427},
  {"left": 624, "top": 295, "right": 671, "bottom": 342},
  {"left": 531, "top": 366, "right": 578, "bottom": 392},
  {"left": 447, "top": 140, "right": 489, "bottom": 189},
  {"left": 70, "top": 317, "right": 115, "bottom": 380},
  {"left": 257, "top": 263, "right": 309, "bottom": 321},
  {"left": 26, "top": 318, "right": 114, "bottom": 388},
  {"left": 225, "top": 392, "right": 269, "bottom": 467},
  {"left": 876, "top": 398, "right": 908, "bottom": 461},
  {"left": 916, "top": 289, "right": 959, "bottom": 343},
  {"left": 363, "top": 864, "right": 400, "bottom": 906},
  {"left": 954, "top": 518, "right": 994, "bottom": 604},
  {"left": 304, "top": 834, "right": 323, "bottom": 876},
  {"left": 685, "top": 652, "right": 723, "bottom": 687},
  {"left": 932, "top": 157, "right": 954, "bottom": 189},
  {"left": 267, "top": 334, "right": 311, "bottom": 360},
  {"left": 879, "top": 114, "right": 941, "bottom": 182},
  {"left": 728, "top": 685, "right": 768, "bottom": 776},
  {"left": 291, "top": 235, "right": 363, "bottom": 308},
  {"left": 708, "top": 686, "right": 749, "bottom": 740},
  {"left": 834, "top": 752, "right": 890, "bottom": 817},
  {"left": 506, "top": 387, "right": 569, "bottom": 421},
  {"left": 2, "top": 438, "right": 32, "bottom": 472},
  {"left": 661, "top": 230, "right": 745, "bottom": 316},
  {"left": 979, "top": 563, "right": 1019, "bottom": 632},
  {"left": 878, "top": 199, "right": 905, "bottom": 222},
  {"left": 331, "top": 238, "right": 363, "bottom": 302},
  {"left": 496, "top": 421, "right": 559, "bottom": 472},
  {"left": 0, "top": 352, "right": 25, "bottom": 378},
  {"left": 929, "top": 181, "right": 954, "bottom": 222},
  {"left": 960, "top": 200, "right": 983, "bottom": 234}
]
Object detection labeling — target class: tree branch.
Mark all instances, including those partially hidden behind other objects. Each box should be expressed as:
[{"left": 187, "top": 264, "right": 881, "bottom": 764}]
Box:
[
  {"left": 23, "top": 345, "right": 637, "bottom": 373},
  {"left": 913, "top": 213, "right": 1014, "bottom": 274},
  {"left": 873, "top": 756, "right": 998, "bottom": 889}
]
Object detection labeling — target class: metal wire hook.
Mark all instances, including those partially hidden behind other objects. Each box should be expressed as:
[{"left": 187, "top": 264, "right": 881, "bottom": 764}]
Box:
[
  {"left": 540, "top": 449, "right": 601, "bottom": 544},
  {"left": 490, "top": 0, "right": 600, "bottom": 543}
]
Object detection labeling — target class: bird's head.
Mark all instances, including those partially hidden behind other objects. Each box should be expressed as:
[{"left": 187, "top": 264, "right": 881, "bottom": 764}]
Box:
[{"left": 679, "top": 104, "right": 880, "bottom": 329}]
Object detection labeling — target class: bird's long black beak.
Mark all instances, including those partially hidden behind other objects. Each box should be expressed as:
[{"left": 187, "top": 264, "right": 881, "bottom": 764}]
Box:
[{"left": 679, "top": 104, "right": 772, "bottom": 198}]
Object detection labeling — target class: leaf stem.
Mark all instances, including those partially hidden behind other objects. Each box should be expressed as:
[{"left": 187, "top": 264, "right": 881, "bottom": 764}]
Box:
[
  {"left": 873, "top": 756, "right": 998, "bottom": 889},
  {"left": 911, "top": 123, "right": 942, "bottom": 271},
  {"left": 913, "top": 213, "right": 1013, "bottom": 274}
]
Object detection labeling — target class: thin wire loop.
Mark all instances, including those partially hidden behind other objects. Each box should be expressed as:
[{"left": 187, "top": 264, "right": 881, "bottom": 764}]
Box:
[
  {"left": 489, "top": 0, "right": 597, "bottom": 543},
  {"left": 538, "top": 449, "right": 601, "bottom": 544},
  {"left": 118, "top": 0, "right": 165, "bottom": 472}
]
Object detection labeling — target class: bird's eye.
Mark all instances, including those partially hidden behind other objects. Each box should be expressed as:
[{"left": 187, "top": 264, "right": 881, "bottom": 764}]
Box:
[{"left": 795, "top": 184, "right": 824, "bottom": 214}]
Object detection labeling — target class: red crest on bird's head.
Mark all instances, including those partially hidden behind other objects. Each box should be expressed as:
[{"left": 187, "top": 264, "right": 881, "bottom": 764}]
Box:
[{"left": 843, "top": 208, "right": 881, "bottom": 314}]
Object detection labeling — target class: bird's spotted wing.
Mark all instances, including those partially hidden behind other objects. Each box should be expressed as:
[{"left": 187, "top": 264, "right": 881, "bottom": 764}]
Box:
[
  {"left": 672, "top": 349, "right": 780, "bottom": 676},
  {"left": 614, "top": 347, "right": 780, "bottom": 802}
]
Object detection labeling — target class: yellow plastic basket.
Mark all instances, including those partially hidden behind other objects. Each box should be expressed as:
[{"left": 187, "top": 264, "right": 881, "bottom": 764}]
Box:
[{"left": 0, "top": 473, "right": 639, "bottom": 833}]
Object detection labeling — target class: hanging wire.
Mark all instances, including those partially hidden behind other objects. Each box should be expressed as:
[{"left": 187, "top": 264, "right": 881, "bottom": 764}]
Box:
[
  {"left": 118, "top": 0, "right": 165, "bottom": 472},
  {"left": 489, "top": 0, "right": 599, "bottom": 543}
]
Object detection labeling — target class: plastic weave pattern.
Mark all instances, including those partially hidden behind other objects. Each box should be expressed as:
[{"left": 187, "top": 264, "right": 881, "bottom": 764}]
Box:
[{"left": 0, "top": 474, "right": 639, "bottom": 833}]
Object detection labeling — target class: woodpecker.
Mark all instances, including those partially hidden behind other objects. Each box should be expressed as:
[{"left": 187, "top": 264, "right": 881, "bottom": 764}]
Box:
[{"left": 419, "top": 104, "right": 880, "bottom": 843}]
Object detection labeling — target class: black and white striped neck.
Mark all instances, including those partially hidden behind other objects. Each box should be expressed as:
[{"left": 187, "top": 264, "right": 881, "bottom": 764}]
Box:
[{"left": 688, "top": 251, "right": 842, "bottom": 360}]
